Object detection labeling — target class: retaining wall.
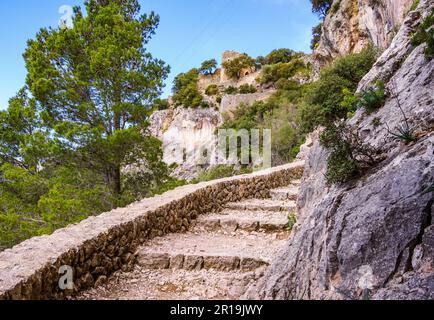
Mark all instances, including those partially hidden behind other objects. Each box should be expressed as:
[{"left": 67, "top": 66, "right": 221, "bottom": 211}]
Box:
[{"left": 0, "top": 162, "right": 304, "bottom": 300}]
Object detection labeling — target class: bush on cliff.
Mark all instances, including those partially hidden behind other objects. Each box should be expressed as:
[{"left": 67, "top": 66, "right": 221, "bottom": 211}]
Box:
[
  {"left": 264, "top": 48, "right": 300, "bottom": 65},
  {"left": 320, "top": 123, "right": 378, "bottom": 184},
  {"left": 298, "top": 45, "right": 378, "bottom": 133},
  {"left": 222, "top": 86, "right": 305, "bottom": 165},
  {"left": 238, "top": 84, "right": 257, "bottom": 94},
  {"left": 222, "top": 54, "right": 256, "bottom": 79},
  {"left": 172, "top": 68, "right": 203, "bottom": 108},
  {"left": 259, "top": 60, "right": 307, "bottom": 85},
  {"left": 411, "top": 8, "right": 434, "bottom": 59},
  {"left": 205, "top": 84, "right": 219, "bottom": 96}
]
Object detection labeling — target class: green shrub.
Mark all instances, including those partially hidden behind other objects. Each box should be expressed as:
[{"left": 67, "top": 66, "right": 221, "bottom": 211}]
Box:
[
  {"left": 410, "top": 0, "right": 420, "bottom": 12},
  {"left": 151, "top": 177, "right": 186, "bottom": 195},
  {"left": 320, "top": 123, "right": 378, "bottom": 184},
  {"left": 259, "top": 60, "right": 306, "bottom": 85},
  {"left": 199, "top": 59, "right": 218, "bottom": 75},
  {"left": 357, "top": 81, "right": 387, "bottom": 114},
  {"left": 222, "top": 89, "right": 305, "bottom": 165},
  {"left": 224, "top": 86, "right": 239, "bottom": 95},
  {"left": 172, "top": 68, "right": 203, "bottom": 108},
  {"left": 298, "top": 45, "right": 378, "bottom": 132},
  {"left": 222, "top": 54, "right": 256, "bottom": 79},
  {"left": 311, "top": 0, "right": 333, "bottom": 19},
  {"left": 340, "top": 88, "right": 359, "bottom": 118},
  {"left": 238, "top": 84, "right": 257, "bottom": 94},
  {"left": 205, "top": 84, "right": 219, "bottom": 96},
  {"left": 311, "top": 23, "right": 323, "bottom": 50},
  {"left": 388, "top": 122, "right": 417, "bottom": 143},
  {"left": 193, "top": 165, "right": 252, "bottom": 183},
  {"left": 330, "top": 0, "right": 341, "bottom": 16},
  {"left": 411, "top": 8, "right": 434, "bottom": 59},
  {"left": 154, "top": 98, "right": 170, "bottom": 110},
  {"left": 386, "top": 98, "right": 417, "bottom": 144},
  {"left": 200, "top": 101, "right": 214, "bottom": 109},
  {"left": 287, "top": 213, "right": 297, "bottom": 231},
  {"left": 264, "top": 48, "right": 300, "bottom": 65},
  {"left": 371, "top": 117, "right": 382, "bottom": 128}
]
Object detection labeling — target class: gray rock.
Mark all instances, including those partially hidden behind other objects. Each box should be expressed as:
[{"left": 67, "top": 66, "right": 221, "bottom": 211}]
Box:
[{"left": 246, "top": 1, "right": 434, "bottom": 300}]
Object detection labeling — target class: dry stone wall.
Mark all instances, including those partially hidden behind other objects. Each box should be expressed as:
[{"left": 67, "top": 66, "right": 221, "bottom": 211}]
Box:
[{"left": 0, "top": 162, "right": 304, "bottom": 300}]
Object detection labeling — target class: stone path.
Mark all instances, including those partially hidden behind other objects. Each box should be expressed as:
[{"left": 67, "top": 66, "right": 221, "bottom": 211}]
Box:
[{"left": 75, "top": 181, "right": 300, "bottom": 300}]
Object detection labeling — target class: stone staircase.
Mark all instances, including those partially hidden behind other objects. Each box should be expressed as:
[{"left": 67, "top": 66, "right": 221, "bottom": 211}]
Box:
[{"left": 76, "top": 181, "right": 300, "bottom": 300}]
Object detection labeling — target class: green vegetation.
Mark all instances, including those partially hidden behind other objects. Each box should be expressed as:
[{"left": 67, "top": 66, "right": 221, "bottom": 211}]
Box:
[
  {"left": 154, "top": 98, "right": 170, "bottom": 110},
  {"left": 192, "top": 165, "right": 252, "bottom": 183},
  {"left": 264, "top": 49, "right": 300, "bottom": 65},
  {"left": 388, "top": 121, "right": 417, "bottom": 143},
  {"left": 0, "top": 0, "right": 182, "bottom": 251},
  {"left": 222, "top": 86, "right": 305, "bottom": 165},
  {"left": 330, "top": 0, "right": 341, "bottom": 16},
  {"left": 200, "top": 59, "right": 218, "bottom": 75},
  {"left": 222, "top": 46, "right": 379, "bottom": 171},
  {"left": 357, "top": 81, "right": 387, "bottom": 114},
  {"left": 259, "top": 59, "right": 307, "bottom": 85},
  {"left": 238, "top": 84, "right": 257, "bottom": 94},
  {"left": 205, "top": 84, "right": 219, "bottom": 96},
  {"left": 320, "top": 123, "right": 378, "bottom": 184},
  {"left": 310, "top": 0, "right": 333, "bottom": 18},
  {"left": 224, "top": 86, "right": 239, "bottom": 95},
  {"left": 371, "top": 117, "right": 382, "bottom": 128},
  {"left": 172, "top": 68, "right": 203, "bottom": 108},
  {"left": 386, "top": 92, "right": 417, "bottom": 144},
  {"left": 311, "top": 23, "right": 323, "bottom": 50},
  {"left": 222, "top": 54, "right": 256, "bottom": 79},
  {"left": 410, "top": 0, "right": 420, "bottom": 12},
  {"left": 298, "top": 46, "right": 378, "bottom": 133},
  {"left": 411, "top": 8, "right": 434, "bottom": 59},
  {"left": 287, "top": 213, "right": 297, "bottom": 231}
]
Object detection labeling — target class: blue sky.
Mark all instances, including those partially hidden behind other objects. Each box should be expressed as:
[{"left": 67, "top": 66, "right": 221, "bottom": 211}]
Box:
[{"left": 0, "top": 0, "right": 318, "bottom": 110}]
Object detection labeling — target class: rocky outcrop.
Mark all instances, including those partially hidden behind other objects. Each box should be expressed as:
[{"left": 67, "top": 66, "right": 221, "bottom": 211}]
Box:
[
  {"left": 0, "top": 162, "right": 304, "bottom": 300},
  {"left": 149, "top": 107, "right": 223, "bottom": 180},
  {"left": 246, "top": 0, "right": 434, "bottom": 300},
  {"left": 220, "top": 91, "right": 275, "bottom": 114},
  {"left": 315, "top": 0, "right": 413, "bottom": 64}
]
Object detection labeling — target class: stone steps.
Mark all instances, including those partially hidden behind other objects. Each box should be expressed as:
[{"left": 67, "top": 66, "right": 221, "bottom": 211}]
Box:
[
  {"left": 75, "top": 177, "right": 302, "bottom": 300},
  {"left": 194, "top": 210, "right": 290, "bottom": 233},
  {"left": 225, "top": 199, "right": 296, "bottom": 212},
  {"left": 270, "top": 186, "right": 299, "bottom": 201},
  {"left": 76, "top": 268, "right": 262, "bottom": 300},
  {"left": 136, "top": 232, "right": 285, "bottom": 272}
]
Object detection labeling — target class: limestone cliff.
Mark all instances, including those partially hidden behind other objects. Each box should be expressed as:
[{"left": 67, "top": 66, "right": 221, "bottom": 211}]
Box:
[
  {"left": 247, "top": 0, "right": 434, "bottom": 300},
  {"left": 149, "top": 107, "right": 223, "bottom": 181},
  {"left": 315, "top": 0, "right": 413, "bottom": 64}
]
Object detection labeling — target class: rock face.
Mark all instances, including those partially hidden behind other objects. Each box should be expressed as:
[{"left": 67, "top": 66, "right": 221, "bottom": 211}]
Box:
[
  {"left": 315, "top": 0, "right": 413, "bottom": 64},
  {"left": 246, "top": 0, "right": 434, "bottom": 300},
  {"left": 220, "top": 91, "right": 275, "bottom": 114},
  {"left": 149, "top": 107, "right": 223, "bottom": 180}
]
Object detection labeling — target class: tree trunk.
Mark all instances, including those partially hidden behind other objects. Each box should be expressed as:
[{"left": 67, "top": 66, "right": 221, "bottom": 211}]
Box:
[
  {"left": 107, "top": 165, "right": 122, "bottom": 195},
  {"left": 113, "top": 164, "right": 121, "bottom": 195}
]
